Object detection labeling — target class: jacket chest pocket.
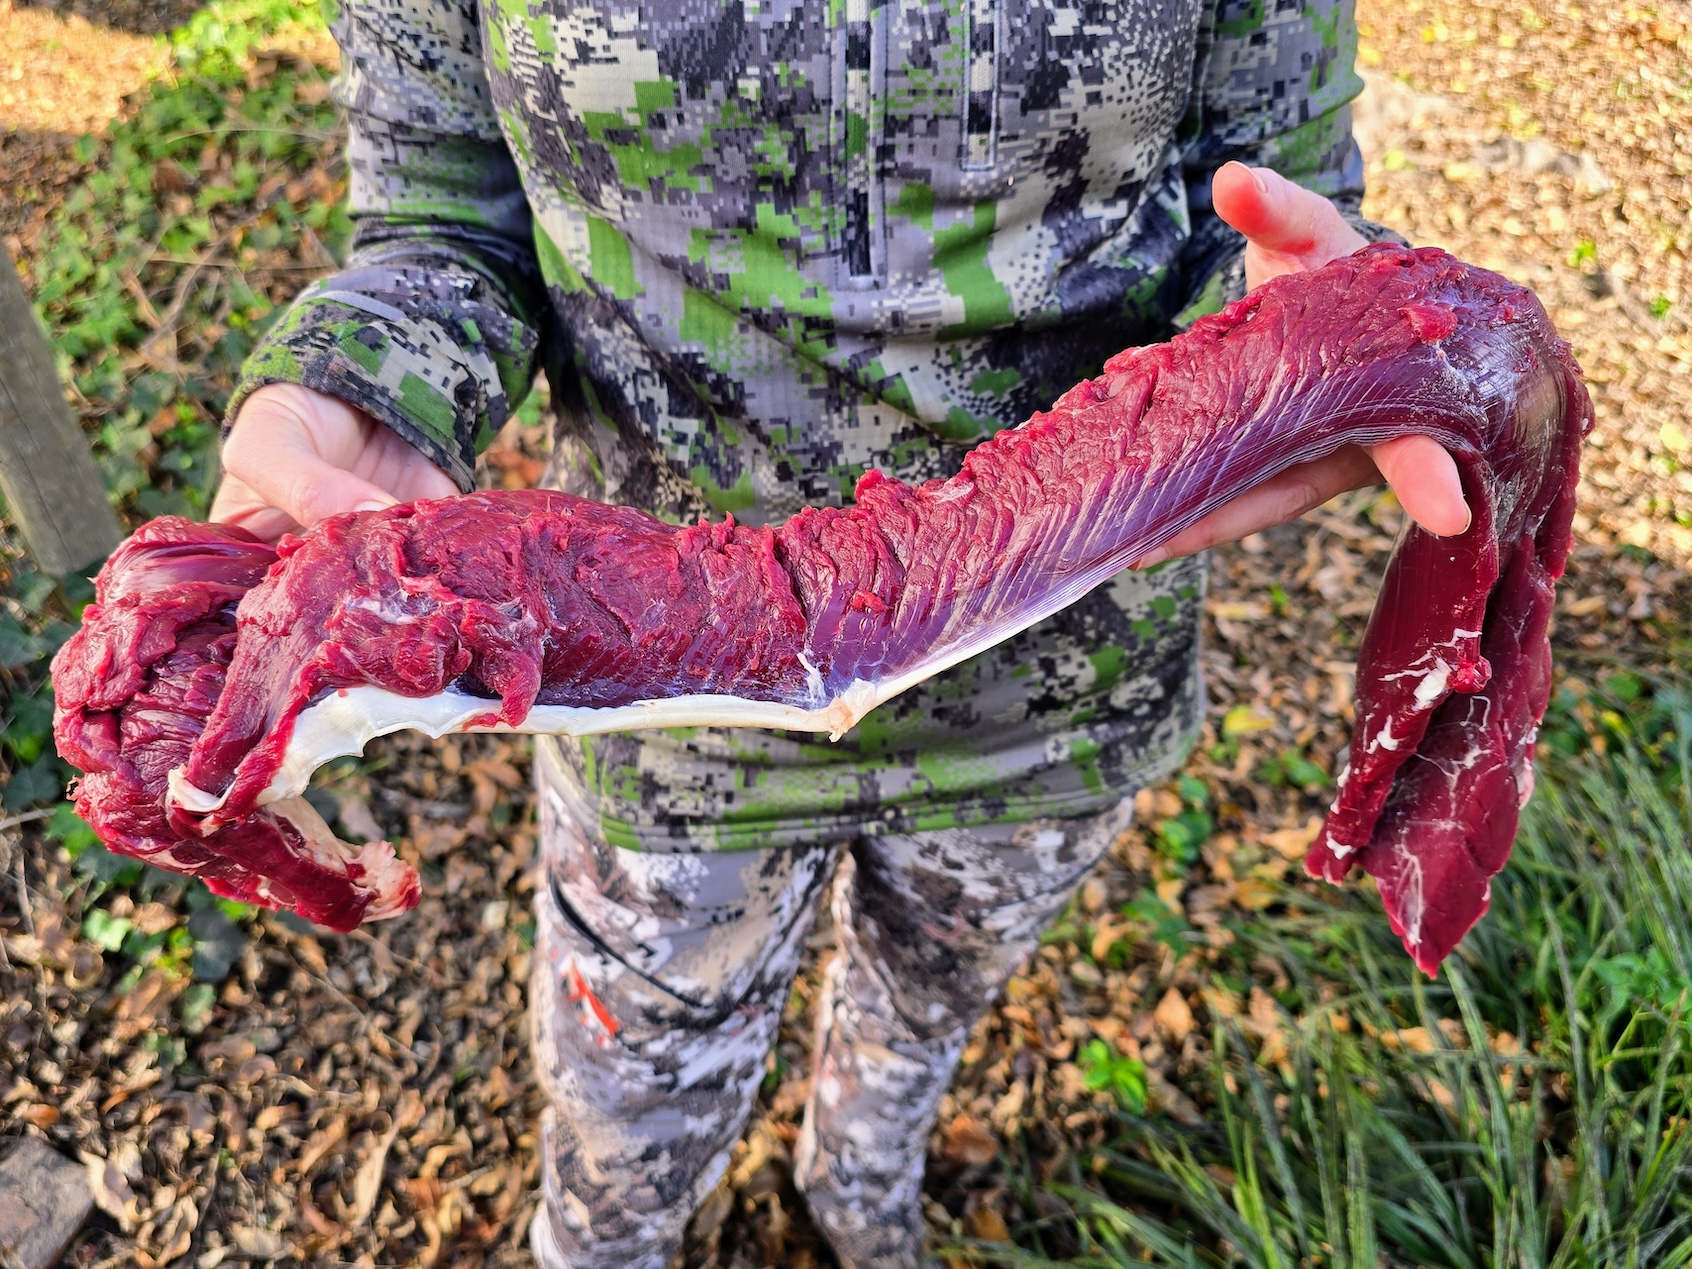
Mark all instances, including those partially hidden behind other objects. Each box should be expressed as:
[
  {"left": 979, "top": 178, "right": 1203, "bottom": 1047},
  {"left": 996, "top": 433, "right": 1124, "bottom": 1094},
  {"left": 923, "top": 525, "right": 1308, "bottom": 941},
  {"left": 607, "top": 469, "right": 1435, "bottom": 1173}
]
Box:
[
  {"left": 837, "top": 0, "right": 887, "bottom": 284},
  {"left": 837, "top": 0, "right": 1005, "bottom": 286},
  {"left": 961, "top": 0, "right": 1002, "bottom": 171}
]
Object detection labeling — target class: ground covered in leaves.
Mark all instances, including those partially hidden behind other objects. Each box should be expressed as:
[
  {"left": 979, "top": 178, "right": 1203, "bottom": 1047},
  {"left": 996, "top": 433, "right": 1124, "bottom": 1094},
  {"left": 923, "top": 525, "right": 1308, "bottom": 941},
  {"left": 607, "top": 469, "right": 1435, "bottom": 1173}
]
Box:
[{"left": 1, "top": 1, "right": 1689, "bottom": 1266}]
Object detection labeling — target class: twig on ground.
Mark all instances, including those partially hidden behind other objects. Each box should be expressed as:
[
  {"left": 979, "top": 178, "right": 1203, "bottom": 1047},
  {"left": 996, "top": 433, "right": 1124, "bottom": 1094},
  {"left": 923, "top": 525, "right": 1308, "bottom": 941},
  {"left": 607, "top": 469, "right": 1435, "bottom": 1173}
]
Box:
[
  {"left": 12, "top": 847, "right": 32, "bottom": 933},
  {"left": 138, "top": 209, "right": 264, "bottom": 361},
  {"left": 0, "top": 807, "right": 54, "bottom": 832}
]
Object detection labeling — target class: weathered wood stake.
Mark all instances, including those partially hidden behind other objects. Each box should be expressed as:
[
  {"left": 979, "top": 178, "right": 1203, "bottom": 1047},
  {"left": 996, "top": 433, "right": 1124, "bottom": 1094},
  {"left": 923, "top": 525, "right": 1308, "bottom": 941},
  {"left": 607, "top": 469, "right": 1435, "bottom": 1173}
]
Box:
[{"left": 0, "top": 245, "right": 123, "bottom": 577}]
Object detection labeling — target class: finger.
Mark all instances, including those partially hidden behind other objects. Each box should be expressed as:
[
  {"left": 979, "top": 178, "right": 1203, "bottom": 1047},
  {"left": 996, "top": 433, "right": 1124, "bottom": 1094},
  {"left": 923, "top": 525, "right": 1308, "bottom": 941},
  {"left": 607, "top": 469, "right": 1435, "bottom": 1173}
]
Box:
[
  {"left": 1368, "top": 434, "right": 1470, "bottom": 537},
  {"left": 222, "top": 423, "right": 400, "bottom": 530},
  {"left": 1133, "top": 447, "right": 1379, "bottom": 568},
  {"left": 1211, "top": 162, "right": 1367, "bottom": 285},
  {"left": 1212, "top": 162, "right": 1360, "bottom": 259}
]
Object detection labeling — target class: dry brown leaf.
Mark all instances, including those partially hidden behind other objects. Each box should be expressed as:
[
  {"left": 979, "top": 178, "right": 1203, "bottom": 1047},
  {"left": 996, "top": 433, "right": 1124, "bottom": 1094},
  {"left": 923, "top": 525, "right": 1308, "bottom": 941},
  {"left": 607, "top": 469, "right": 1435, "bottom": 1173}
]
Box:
[
  {"left": 1154, "top": 877, "right": 1185, "bottom": 913},
  {"left": 231, "top": 1224, "right": 289, "bottom": 1259},
  {"left": 1231, "top": 879, "right": 1277, "bottom": 911},
  {"left": 1079, "top": 877, "right": 1109, "bottom": 913},
  {"left": 82, "top": 1142, "right": 144, "bottom": 1231},
  {"left": 940, "top": 1115, "right": 1000, "bottom": 1166},
  {"left": 482, "top": 1063, "right": 515, "bottom": 1110},
  {"left": 112, "top": 969, "right": 178, "bottom": 1044},
  {"left": 291, "top": 1116, "right": 349, "bottom": 1176},
  {"left": 200, "top": 1035, "right": 257, "bottom": 1066},
  {"left": 1264, "top": 817, "right": 1324, "bottom": 860},
  {"left": 394, "top": 1087, "right": 427, "bottom": 1133},
  {"left": 1200, "top": 985, "right": 1241, "bottom": 1021},
  {"left": 1246, "top": 988, "right": 1290, "bottom": 1067},
  {"left": 296, "top": 1185, "right": 340, "bottom": 1239},
  {"left": 1382, "top": 1026, "right": 1437, "bottom": 1053},
  {"left": 253, "top": 1104, "right": 293, "bottom": 1132},
  {"left": 1089, "top": 915, "right": 1131, "bottom": 963},
  {"left": 128, "top": 902, "right": 179, "bottom": 935},
  {"left": 99, "top": 1065, "right": 161, "bottom": 1112},
  {"left": 966, "top": 1205, "right": 1012, "bottom": 1241},
  {"left": 989, "top": 1082, "right": 1026, "bottom": 1132},
  {"left": 1154, "top": 988, "right": 1195, "bottom": 1041},
  {"left": 350, "top": 1122, "right": 401, "bottom": 1225}
]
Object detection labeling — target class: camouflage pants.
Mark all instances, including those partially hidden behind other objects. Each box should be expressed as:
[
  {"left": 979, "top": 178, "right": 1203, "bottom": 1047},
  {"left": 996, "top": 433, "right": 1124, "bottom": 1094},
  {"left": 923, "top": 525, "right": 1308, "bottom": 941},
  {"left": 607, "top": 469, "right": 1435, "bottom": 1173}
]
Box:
[{"left": 528, "top": 736, "right": 1135, "bottom": 1269}]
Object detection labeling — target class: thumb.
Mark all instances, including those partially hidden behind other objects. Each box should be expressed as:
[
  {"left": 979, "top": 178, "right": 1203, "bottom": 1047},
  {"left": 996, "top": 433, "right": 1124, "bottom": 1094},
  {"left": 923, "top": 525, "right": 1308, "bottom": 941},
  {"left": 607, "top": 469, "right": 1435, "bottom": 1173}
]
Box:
[
  {"left": 220, "top": 392, "right": 400, "bottom": 530},
  {"left": 1212, "top": 162, "right": 1366, "bottom": 283},
  {"left": 1368, "top": 434, "right": 1471, "bottom": 538}
]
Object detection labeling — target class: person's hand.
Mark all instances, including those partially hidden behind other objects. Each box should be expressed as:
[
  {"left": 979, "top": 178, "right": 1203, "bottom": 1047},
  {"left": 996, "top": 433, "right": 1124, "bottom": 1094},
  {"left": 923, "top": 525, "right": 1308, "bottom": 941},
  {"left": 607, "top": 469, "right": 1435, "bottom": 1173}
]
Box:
[
  {"left": 1133, "top": 162, "right": 1470, "bottom": 569},
  {"left": 211, "top": 383, "right": 458, "bottom": 542}
]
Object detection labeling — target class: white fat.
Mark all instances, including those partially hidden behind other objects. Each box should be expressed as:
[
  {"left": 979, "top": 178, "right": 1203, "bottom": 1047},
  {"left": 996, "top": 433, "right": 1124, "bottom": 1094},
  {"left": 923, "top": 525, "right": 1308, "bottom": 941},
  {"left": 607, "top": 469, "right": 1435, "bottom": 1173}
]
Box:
[
  {"left": 1373, "top": 723, "right": 1401, "bottom": 752},
  {"left": 189, "top": 678, "right": 889, "bottom": 809},
  {"left": 1412, "top": 661, "right": 1452, "bottom": 709},
  {"left": 1326, "top": 842, "right": 1353, "bottom": 860},
  {"left": 1395, "top": 840, "right": 1426, "bottom": 950},
  {"left": 797, "top": 651, "right": 825, "bottom": 703},
  {"left": 167, "top": 766, "right": 232, "bottom": 815}
]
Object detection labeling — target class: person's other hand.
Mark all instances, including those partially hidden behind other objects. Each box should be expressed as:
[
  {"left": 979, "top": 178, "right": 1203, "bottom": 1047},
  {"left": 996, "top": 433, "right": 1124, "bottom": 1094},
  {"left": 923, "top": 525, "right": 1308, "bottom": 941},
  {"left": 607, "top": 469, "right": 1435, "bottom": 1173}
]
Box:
[
  {"left": 1133, "top": 162, "right": 1470, "bottom": 569},
  {"left": 211, "top": 383, "right": 458, "bottom": 542}
]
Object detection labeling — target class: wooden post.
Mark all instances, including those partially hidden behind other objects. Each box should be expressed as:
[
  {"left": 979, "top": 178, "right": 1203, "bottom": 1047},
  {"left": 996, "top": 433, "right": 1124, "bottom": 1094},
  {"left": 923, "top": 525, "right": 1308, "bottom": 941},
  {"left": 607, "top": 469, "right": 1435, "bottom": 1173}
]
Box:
[{"left": 0, "top": 245, "right": 123, "bottom": 577}]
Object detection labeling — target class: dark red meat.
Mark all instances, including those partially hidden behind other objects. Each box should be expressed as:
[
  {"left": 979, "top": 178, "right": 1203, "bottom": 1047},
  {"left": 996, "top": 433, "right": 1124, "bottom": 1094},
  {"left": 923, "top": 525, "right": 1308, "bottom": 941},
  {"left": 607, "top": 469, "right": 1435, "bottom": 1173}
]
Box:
[{"left": 52, "top": 246, "right": 1590, "bottom": 970}]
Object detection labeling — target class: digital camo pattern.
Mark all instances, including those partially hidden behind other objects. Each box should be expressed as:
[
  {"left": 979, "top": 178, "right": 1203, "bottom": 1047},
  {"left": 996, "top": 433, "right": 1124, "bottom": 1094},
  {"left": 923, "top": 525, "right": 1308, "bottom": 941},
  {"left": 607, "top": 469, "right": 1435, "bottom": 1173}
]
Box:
[
  {"left": 793, "top": 803, "right": 1133, "bottom": 1267},
  {"left": 235, "top": 0, "right": 1380, "bottom": 513},
  {"left": 531, "top": 738, "right": 1130, "bottom": 1269},
  {"left": 530, "top": 738, "right": 837, "bottom": 1268}
]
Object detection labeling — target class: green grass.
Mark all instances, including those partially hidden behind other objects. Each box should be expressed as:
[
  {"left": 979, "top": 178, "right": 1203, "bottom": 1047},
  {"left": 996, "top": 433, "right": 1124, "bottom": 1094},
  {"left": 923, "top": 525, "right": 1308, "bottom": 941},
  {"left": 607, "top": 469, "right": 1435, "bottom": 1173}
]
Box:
[
  {"left": 987, "top": 685, "right": 1692, "bottom": 1268},
  {"left": 31, "top": 0, "right": 348, "bottom": 523}
]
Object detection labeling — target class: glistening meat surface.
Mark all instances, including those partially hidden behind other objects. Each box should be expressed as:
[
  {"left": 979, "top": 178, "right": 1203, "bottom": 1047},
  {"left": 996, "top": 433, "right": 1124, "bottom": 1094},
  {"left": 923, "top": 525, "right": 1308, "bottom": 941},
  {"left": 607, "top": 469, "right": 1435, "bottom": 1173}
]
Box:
[{"left": 53, "top": 246, "right": 1590, "bottom": 970}]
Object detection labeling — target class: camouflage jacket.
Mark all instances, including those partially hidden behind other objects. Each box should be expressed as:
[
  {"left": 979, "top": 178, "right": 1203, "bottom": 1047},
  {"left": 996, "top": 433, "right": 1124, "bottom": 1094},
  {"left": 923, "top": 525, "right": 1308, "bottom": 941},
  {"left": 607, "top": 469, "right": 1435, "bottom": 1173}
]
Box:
[
  {"left": 226, "top": 0, "right": 1402, "bottom": 846},
  {"left": 232, "top": 0, "right": 1391, "bottom": 518}
]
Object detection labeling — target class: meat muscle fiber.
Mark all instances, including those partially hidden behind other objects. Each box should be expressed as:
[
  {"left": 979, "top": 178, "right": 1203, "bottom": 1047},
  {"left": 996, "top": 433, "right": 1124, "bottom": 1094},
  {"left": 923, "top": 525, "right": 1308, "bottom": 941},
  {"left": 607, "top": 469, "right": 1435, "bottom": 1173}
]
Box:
[{"left": 52, "top": 246, "right": 1591, "bottom": 971}]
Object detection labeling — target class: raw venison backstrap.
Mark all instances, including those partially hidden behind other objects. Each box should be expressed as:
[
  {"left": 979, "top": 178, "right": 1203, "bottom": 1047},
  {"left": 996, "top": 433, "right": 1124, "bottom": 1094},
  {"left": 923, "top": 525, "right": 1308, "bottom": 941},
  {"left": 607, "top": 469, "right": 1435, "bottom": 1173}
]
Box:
[{"left": 52, "top": 246, "right": 1591, "bottom": 970}]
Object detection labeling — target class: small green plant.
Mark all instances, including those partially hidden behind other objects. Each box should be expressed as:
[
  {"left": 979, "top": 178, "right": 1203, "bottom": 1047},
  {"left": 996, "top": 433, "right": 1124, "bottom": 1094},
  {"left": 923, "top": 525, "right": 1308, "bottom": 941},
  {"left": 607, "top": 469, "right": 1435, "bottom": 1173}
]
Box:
[
  {"left": 1154, "top": 775, "right": 1213, "bottom": 866},
  {"left": 1650, "top": 293, "right": 1673, "bottom": 320},
  {"left": 1255, "top": 747, "right": 1330, "bottom": 792},
  {"left": 1119, "top": 892, "right": 1198, "bottom": 959},
  {"left": 1567, "top": 238, "right": 1598, "bottom": 269},
  {"left": 1079, "top": 1040, "right": 1147, "bottom": 1113},
  {"left": 2, "top": 0, "right": 349, "bottom": 836},
  {"left": 50, "top": 802, "right": 257, "bottom": 985},
  {"left": 29, "top": 0, "right": 348, "bottom": 524}
]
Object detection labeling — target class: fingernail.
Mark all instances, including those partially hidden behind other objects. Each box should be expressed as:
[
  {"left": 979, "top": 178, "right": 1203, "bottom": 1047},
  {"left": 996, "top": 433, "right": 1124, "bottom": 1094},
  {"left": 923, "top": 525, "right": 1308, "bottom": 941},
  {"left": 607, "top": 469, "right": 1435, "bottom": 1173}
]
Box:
[
  {"left": 354, "top": 498, "right": 396, "bottom": 514},
  {"left": 1251, "top": 169, "right": 1268, "bottom": 195},
  {"left": 1131, "top": 547, "right": 1170, "bottom": 571}
]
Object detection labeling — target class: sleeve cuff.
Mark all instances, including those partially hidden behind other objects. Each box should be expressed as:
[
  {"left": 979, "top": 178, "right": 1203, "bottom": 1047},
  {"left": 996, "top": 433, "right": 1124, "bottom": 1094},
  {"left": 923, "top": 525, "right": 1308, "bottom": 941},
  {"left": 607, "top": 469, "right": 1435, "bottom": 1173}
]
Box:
[{"left": 226, "top": 267, "right": 538, "bottom": 493}]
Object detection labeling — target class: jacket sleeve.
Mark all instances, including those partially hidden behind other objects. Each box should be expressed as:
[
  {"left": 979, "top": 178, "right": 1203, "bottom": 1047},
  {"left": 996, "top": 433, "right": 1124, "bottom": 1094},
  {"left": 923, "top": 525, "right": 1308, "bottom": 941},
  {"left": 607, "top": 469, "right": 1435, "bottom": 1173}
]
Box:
[
  {"left": 1173, "top": 0, "right": 1406, "bottom": 329},
  {"left": 227, "top": 0, "right": 548, "bottom": 492}
]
